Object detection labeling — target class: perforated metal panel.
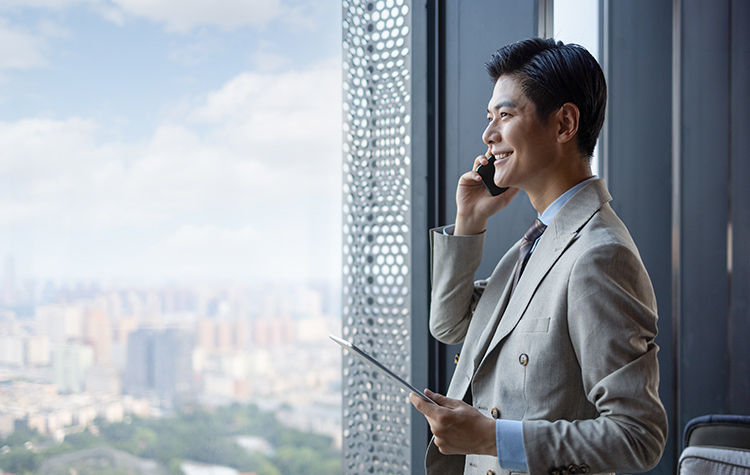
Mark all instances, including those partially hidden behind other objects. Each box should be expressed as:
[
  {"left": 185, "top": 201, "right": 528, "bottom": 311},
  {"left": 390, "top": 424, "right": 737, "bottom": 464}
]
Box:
[{"left": 341, "top": 0, "right": 413, "bottom": 473}]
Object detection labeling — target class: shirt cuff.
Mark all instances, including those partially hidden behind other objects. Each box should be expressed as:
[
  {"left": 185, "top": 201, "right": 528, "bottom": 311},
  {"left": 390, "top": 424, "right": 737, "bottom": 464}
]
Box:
[
  {"left": 496, "top": 419, "right": 528, "bottom": 471},
  {"left": 442, "top": 224, "right": 455, "bottom": 235}
]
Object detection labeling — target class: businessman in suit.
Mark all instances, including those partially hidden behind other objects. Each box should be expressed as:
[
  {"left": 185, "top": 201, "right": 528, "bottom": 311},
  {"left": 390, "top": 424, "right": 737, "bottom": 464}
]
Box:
[{"left": 410, "top": 38, "right": 668, "bottom": 475}]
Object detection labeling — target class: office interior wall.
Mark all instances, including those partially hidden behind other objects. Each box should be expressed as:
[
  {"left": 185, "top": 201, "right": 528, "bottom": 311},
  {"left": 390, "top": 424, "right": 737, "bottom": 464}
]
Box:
[
  {"left": 602, "top": 1, "right": 674, "bottom": 473},
  {"left": 673, "top": 0, "right": 750, "bottom": 449}
]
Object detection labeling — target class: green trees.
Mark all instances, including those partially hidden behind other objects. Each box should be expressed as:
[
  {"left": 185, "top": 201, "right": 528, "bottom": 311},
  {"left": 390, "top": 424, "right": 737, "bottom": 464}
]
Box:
[
  {"left": 0, "top": 403, "right": 340, "bottom": 475},
  {"left": 0, "top": 446, "right": 40, "bottom": 474}
]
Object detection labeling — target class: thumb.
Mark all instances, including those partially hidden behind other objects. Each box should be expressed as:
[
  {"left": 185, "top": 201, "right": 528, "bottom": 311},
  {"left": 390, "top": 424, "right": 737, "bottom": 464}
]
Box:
[{"left": 424, "top": 389, "right": 451, "bottom": 406}]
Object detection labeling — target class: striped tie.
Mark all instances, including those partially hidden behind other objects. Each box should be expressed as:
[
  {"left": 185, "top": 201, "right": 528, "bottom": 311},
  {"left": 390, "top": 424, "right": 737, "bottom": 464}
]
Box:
[{"left": 511, "top": 218, "right": 547, "bottom": 293}]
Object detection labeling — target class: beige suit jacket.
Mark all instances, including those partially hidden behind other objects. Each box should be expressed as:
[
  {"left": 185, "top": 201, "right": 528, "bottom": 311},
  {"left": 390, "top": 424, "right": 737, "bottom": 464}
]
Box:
[{"left": 425, "top": 179, "right": 668, "bottom": 475}]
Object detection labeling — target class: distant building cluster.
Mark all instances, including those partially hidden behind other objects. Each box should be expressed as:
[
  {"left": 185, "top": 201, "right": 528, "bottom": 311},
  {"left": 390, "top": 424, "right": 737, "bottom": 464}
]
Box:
[
  {"left": 0, "top": 380, "right": 150, "bottom": 442},
  {"left": 0, "top": 269, "right": 342, "bottom": 446}
]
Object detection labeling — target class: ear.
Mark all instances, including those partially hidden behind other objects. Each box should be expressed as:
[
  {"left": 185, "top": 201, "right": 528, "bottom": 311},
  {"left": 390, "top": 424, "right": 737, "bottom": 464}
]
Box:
[{"left": 556, "top": 103, "right": 580, "bottom": 144}]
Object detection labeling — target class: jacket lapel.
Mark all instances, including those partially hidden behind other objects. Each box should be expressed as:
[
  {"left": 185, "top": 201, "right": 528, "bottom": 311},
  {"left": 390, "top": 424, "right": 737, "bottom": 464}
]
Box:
[
  {"left": 478, "top": 180, "right": 613, "bottom": 366},
  {"left": 471, "top": 265, "right": 516, "bottom": 369}
]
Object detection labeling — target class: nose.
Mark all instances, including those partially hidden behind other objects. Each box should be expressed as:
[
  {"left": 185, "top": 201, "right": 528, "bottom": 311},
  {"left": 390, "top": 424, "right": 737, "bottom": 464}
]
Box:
[{"left": 482, "top": 120, "right": 498, "bottom": 146}]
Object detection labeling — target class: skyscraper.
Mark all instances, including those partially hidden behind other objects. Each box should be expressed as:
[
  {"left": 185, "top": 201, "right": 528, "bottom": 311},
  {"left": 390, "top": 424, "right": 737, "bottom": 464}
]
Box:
[{"left": 123, "top": 328, "right": 194, "bottom": 406}]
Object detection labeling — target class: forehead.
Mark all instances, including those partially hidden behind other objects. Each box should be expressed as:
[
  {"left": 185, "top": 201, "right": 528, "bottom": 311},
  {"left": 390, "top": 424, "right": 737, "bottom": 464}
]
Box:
[{"left": 487, "top": 75, "right": 532, "bottom": 111}]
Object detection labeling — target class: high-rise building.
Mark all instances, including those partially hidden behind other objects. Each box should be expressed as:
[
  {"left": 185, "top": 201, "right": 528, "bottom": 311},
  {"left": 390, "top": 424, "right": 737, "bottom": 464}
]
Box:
[
  {"left": 2, "top": 256, "right": 16, "bottom": 307},
  {"left": 197, "top": 319, "right": 216, "bottom": 351},
  {"left": 0, "top": 336, "right": 24, "bottom": 366},
  {"left": 216, "top": 321, "right": 233, "bottom": 352},
  {"left": 123, "top": 328, "right": 194, "bottom": 405},
  {"left": 85, "top": 365, "right": 121, "bottom": 395},
  {"left": 53, "top": 342, "right": 95, "bottom": 393},
  {"left": 85, "top": 308, "right": 112, "bottom": 363},
  {"left": 24, "top": 335, "right": 50, "bottom": 366}
]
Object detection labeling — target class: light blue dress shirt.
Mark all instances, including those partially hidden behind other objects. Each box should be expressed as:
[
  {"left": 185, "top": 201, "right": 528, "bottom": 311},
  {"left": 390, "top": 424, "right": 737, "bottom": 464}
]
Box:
[{"left": 444, "top": 177, "right": 597, "bottom": 470}]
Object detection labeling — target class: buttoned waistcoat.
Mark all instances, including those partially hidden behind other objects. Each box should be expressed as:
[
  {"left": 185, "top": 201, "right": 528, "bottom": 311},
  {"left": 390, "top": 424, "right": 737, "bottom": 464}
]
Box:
[{"left": 425, "top": 179, "right": 668, "bottom": 475}]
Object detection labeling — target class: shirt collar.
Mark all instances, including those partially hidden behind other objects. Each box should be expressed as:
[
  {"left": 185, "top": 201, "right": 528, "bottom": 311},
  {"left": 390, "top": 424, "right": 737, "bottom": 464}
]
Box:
[{"left": 538, "top": 176, "right": 598, "bottom": 226}]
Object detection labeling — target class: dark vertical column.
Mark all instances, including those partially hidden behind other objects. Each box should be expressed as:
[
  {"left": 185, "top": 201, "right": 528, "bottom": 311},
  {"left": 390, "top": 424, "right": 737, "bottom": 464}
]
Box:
[
  {"left": 728, "top": 0, "right": 750, "bottom": 414},
  {"left": 601, "top": 1, "right": 674, "bottom": 473},
  {"left": 433, "top": 0, "right": 538, "bottom": 392},
  {"left": 441, "top": 1, "right": 538, "bottom": 279},
  {"left": 675, "top": 0, "right": 731, "bottom": 438},
  {"left": 410, "top": 0, "right": 433, "bottom": 466}
]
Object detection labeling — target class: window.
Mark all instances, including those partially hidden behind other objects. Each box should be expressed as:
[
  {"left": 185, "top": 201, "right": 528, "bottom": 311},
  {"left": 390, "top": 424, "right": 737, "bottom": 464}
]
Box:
[
  {"left": 0, "top": 2, "right": 342, "bottom": 474},
  {"left": 554, "top": 0, "right": 602, "bottom": 176}
]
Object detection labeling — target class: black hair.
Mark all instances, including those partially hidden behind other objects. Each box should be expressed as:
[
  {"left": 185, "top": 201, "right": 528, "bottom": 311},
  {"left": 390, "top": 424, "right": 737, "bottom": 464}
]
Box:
[{"left": 486, "top": 37, "right": 607, "bottom": 158}]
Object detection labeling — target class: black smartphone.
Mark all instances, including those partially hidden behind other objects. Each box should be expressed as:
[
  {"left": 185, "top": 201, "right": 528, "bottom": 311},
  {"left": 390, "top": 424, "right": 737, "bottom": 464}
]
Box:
[{"left": 476, "top": 156, "right": 508, "bottom": 196}]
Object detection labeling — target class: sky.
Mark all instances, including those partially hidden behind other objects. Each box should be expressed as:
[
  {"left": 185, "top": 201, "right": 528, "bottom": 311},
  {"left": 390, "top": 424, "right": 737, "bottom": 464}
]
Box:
[{"left": 0, "top": 0, "right": 343, "bottom": 286}]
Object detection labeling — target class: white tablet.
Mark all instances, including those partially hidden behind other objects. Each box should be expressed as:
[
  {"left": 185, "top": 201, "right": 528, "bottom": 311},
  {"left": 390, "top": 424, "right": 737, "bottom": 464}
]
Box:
[{"left": 329, "top": 334, "right": 437, "bottom": 405}]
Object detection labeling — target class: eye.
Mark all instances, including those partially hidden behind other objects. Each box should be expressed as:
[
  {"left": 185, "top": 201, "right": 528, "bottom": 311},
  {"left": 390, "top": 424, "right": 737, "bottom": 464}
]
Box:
[{"left": 499, "top": 112, "right": 509, "bottom": 118}]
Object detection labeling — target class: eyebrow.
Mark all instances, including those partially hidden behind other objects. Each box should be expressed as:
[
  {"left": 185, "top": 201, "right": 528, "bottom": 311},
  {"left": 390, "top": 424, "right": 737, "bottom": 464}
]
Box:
[{"left": 488, "top": 100, "right": 517, "bottom": 113}]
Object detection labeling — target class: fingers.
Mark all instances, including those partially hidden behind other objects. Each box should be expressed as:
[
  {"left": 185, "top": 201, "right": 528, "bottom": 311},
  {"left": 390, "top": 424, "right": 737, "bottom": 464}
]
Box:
[
  {"left": 410, "top": 394, "right": 433, "bottom": 421},
  {"left": 461, "top": 154, "right": 490, "bottom": 186},
  {"left": 473, "top": 154, "right": 489, "bottom": 172},
  {"left": 410, "top": 391, "right": 438, "bottom": 416},
  {"left": 459, "top": 169, "right": 484, "bottom": 186}
]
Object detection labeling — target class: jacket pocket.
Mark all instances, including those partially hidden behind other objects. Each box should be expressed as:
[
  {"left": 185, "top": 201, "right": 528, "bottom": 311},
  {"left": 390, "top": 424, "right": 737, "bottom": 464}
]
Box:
[{"left": 516, "top": 317, "right": 550, "bottom": 333}]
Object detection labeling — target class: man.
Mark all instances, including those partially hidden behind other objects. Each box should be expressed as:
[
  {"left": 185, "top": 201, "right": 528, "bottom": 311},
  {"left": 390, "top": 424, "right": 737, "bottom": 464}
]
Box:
[{"left": 410, "top": 38, "right": 668, "bottom": 475}]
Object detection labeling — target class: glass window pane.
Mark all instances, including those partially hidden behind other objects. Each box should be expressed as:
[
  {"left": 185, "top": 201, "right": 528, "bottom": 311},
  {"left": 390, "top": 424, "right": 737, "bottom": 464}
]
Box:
[
  {"left": 554, "top": 0, "right": 602, "bottom": 176},
  {"left": 0, "top": 3, "right": 342, "bottom": 474}
]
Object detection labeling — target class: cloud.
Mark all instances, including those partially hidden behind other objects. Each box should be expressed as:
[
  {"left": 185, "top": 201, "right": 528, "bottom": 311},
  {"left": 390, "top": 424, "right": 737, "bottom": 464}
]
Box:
[
  {"left": 0, "top": 0, "right": 289, "bottom": 33},
  {"left": 0, "top": 117, "right": 101, "bottom": 174},
  {"left": 251, "top": 40, "right": 291, "bottom": 72},
  {"left": 37, "top": 18, "right": 72, "bottom": 38},
  {"left": 109, "top": 0, "right": 284, "bottom": 33},
  {"left": 140, "top": 221, "right": 322, "bottom": 282},
  {"left": 1, "top": 60, "right": 341, "bottom": 230},
  {"left": 189, "top": 59, "right": 342, "bottom": 192},
  {"left": 1, "top": 56, "right": 341, "bottom": 282},
  {"left": 168, "top": 36, "right": 225, "bottom": 67},
  {"left": 0, "top": 18, "right": 49, "bottom": 70},
  {"left": 0, "top": 0, "right": 92, "bottom": 10}
]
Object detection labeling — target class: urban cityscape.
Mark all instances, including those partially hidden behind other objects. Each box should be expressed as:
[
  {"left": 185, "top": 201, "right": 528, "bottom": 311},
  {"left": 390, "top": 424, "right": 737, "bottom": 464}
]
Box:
[{"left": 0, "top": 256, "right": 342, "bottom": 474}]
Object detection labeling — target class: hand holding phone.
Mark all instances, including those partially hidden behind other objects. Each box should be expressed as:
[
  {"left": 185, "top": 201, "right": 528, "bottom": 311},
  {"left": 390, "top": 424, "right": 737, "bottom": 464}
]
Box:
[{"left": 475, "top": 156, "right": 508, "bottom": 196}]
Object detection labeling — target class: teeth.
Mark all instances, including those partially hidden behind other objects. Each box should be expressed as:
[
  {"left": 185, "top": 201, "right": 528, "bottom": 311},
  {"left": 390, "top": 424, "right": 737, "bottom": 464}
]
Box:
[{"left": 497, "top": 152, "right": 511, "bottom": 158}]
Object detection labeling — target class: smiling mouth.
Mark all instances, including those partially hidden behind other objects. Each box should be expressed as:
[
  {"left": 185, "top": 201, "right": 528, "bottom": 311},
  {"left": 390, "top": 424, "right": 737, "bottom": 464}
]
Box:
[{"left": 494, "top": 151, "right": 512, "bottom": 160}]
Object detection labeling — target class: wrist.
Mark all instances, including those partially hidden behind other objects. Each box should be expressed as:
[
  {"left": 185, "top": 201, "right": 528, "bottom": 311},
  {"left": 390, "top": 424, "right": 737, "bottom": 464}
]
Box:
[
  {"left": 483, "top": 417, "right": 498, "bottom": 457},
  {"left": 454, "top": 215, "right": 487, "bottom": 236}
]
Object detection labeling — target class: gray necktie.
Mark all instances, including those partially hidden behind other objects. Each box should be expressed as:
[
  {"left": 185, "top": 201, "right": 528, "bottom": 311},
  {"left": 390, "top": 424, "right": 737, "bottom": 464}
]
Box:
[{"left": 511, "top": 218, "right": 547, "bottom": 293}]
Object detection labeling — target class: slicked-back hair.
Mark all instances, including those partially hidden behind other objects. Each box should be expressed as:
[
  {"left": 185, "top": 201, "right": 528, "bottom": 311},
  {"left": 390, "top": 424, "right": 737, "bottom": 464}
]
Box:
[{"left": 486, "top": 37, "right": 607, "bottom": 159}]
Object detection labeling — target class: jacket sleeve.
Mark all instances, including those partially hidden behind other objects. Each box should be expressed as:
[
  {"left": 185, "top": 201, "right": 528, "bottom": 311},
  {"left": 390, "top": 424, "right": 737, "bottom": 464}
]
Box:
[
  {"left": 428, "top": 227, "right": 487, "bottom": 345},
  {"left": 523, "top": 241, "right": 668, "bottom": 475}
]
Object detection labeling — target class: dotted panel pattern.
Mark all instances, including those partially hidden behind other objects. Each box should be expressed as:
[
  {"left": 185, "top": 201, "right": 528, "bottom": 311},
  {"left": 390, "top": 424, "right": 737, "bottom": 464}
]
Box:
[{"left": 341, "top": 0, "right": 413, "bottom": 474}]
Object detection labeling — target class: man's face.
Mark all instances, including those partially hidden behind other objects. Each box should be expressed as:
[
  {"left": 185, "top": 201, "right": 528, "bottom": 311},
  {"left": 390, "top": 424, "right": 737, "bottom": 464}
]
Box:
[{"left": 482, "top": 75, "right": 561, "bottom": 193}]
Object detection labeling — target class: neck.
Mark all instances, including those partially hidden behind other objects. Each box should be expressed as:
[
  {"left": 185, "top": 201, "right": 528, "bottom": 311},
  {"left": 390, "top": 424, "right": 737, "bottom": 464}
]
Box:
[{"left": 527, "top": 161, "right": 593, "bottom": 214}]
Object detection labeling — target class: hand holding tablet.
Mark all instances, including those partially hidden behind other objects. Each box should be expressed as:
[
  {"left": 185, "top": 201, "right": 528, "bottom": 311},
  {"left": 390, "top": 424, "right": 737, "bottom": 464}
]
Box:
[{"left": 329, "top": 334, "right": 437, "bottom": 405}]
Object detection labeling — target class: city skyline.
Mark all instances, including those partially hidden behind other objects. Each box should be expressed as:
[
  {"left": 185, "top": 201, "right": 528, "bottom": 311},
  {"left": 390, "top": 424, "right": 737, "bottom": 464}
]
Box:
[
  {"left": 0, "top": 0, "right": 343, "bottom": 286},
  {"left": 0, "top": 277, "right": 343, "bottom": 446}
]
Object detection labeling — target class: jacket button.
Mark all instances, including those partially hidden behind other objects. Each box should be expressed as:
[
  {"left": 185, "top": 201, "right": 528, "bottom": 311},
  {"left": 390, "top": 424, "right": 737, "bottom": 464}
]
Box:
[
  {"left": 568, "top": 464, "right": 579, "bottom": 474},
  {"left": 550, "top": 470, "right": 561, "bottom": 475},
  {"left": 491, "top": 407, "right": 500, "bottom": 419},
  {"left": 579, "top": 464, "right": 590, "bottom": 474},
  {"left": 486, "top": 471, "right": 495, "bottom": 475},
  {"left": 454, "top": 353, "right": 460, "bottom": 364},
  {"left": 519, "top": 353, "right": 529, "bottom": 366}
]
